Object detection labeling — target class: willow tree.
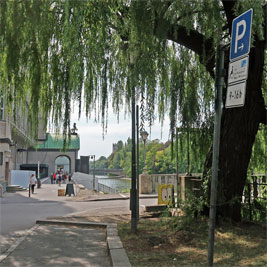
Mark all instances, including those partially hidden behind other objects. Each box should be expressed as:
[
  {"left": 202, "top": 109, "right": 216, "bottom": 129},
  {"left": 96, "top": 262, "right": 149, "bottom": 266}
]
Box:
[{"left": 0, "top": 0, "right": 266, "bottom": 221}]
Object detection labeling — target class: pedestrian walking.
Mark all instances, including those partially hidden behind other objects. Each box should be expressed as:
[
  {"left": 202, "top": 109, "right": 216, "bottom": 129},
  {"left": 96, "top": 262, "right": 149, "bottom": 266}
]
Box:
[
  {"left": 50, "top": 172, "right": 54, "bottom": 184},
  {"left": 29, "top": 174, "right": 37, "bottom": 194},
  {"left": 56, "top": 173, "right": 59, "bottom": 184},
  {"left": 68, "top": 173, "right": 72, "bottom": 183},
  {"left": 53, "top": 173, "right": 57, "bottom": 184},
  {"left": 62, "top": 171, "right": 66, "bottom": 184},
  {"left": 58, "top": 172, "right": 62, "bottom": 187}
]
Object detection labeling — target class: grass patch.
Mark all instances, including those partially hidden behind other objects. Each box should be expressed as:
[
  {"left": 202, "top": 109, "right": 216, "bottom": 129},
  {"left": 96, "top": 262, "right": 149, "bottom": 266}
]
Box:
[{"left": 118, "top": 217, "right": 267, "bottom": 266}]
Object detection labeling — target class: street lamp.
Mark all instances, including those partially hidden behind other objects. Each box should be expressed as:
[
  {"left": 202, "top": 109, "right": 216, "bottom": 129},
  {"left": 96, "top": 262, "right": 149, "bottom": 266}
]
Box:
[
  {"left": 129, "top": 49, "right": 137, "bottom": 233},
  {"left": 140, "top": 130, "right": 149, "bottom": 174},
  {"left": 89, "top": 155, "right": 95, "bottom": 190}
]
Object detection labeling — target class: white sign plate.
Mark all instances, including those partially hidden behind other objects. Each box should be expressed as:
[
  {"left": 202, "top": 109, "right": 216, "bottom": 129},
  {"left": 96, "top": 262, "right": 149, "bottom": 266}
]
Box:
[
  {"left": 225, "top": 82, "right": 246, "bottom": 108},
  {"left": 228, "top": 56, "right": 249, "bottom": 84}
]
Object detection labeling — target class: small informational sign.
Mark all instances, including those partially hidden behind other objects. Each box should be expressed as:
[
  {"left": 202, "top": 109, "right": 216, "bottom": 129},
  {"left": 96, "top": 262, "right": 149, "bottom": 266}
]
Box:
[
  {"left": 65, "top": 184, "right": 75, "bottom": 196},
  {"left": 58, "top": 189, "right": 65, "bottom": 196},
  {"left": 230, "top": 9, "right": 253, "bottom": 61},
  {"left": 226, "top": 9, "right": 253, "bottom": 109},
  {"left": 158, "top": 184, "right": 174, "bottom": 205},
  {"left": 228, "top": 56, "right": 249, "bottom": 84},
  {"left": 225, "top": 82, "right": 246, "bottom": 108}
]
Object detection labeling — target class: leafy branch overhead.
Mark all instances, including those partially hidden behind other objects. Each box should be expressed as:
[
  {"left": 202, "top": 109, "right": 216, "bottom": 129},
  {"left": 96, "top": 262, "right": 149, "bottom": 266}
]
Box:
[
  {"left": 0, "top": 0, "right": 264, "bottom": 138},
  {"left": 1, "top": 0, "right": 266, "bottom": 222}
]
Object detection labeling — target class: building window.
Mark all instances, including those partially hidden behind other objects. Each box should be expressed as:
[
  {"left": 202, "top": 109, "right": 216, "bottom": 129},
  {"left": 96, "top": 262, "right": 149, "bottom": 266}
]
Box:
[{"left": 0, "top": 152, "right": 3, "bottom": 166}]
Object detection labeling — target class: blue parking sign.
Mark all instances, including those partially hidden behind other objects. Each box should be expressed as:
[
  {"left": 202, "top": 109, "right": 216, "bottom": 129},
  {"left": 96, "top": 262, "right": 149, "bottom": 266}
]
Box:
[{"left": 230, "top": 9, "right": 253, "bottom": 61}]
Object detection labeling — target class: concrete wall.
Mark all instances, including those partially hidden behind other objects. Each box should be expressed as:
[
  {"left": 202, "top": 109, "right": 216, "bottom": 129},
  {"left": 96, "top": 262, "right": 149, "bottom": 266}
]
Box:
[
  {"left": 11, "top": 170, "right": 35, "bottom": 188},
  {"left": 0, "top": 100, "right": 46, "bottom": 190},
  {"left": 0, "top": 120, "right": 12, "bottom": 188}
]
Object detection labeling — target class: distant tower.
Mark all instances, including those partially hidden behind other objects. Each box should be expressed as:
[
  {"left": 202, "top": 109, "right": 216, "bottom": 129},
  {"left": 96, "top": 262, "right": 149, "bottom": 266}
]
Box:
[{"left": 112, "top": 143, "right": 117, "bottom": 153}]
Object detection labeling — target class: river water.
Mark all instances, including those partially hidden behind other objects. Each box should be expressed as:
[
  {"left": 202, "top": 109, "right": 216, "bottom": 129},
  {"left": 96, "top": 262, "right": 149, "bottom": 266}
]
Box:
[{"left": 97, "top": 176, "right": 131, "bottom": 191}]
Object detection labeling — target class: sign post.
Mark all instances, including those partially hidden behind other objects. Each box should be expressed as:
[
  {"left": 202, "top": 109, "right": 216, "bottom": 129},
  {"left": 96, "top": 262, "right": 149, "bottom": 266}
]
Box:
[
  {"left": 208, "top": 43, "right": 225, "bottom": 267},
  {"left": 208, "top": 8, "right": 253, "bottom": 267}
]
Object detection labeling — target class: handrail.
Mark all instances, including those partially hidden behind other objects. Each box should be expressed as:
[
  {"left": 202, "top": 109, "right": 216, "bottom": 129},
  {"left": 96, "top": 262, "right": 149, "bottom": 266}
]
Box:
[{"left": 97, "top": 182, "right": 118, "bottom": 193}]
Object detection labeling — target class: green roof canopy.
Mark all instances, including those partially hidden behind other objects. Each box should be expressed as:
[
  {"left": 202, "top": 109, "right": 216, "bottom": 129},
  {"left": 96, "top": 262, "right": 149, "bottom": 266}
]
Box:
[{"left": 38, "top": 134, "right": 80, "bottom": 150}]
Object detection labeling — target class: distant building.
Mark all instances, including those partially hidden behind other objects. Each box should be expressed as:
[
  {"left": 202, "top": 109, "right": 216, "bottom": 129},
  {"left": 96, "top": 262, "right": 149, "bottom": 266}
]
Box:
[
  {"left": 112, "top": 143, "right": 117, "bottom": 153},
  {"left": 0, "top": 93, "right": 41, "bottom": 191},
  {"left": 27, "top": 133, "right": 80, "bottom": 177},
  {"left": 0, "top": 91, "right": 80, "bottom": 192}
]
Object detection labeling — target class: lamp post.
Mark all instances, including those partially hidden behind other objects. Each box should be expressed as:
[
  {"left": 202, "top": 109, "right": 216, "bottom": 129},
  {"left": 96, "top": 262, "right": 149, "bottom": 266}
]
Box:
[
  {"left": 140, "top": 130, "right": 149, "bottom": 174},
  {"left": 89, "top": 155, "right": 95, "bottom": 190},
  {"left": 129, "top": 50, "right": 138, "bottom": 233}
]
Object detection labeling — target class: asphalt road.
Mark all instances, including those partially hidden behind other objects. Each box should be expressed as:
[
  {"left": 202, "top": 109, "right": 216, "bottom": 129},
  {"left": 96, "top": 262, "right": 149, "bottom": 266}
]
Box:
[{"left": 0, "top": 182, "right": 157, "bottom": 236}]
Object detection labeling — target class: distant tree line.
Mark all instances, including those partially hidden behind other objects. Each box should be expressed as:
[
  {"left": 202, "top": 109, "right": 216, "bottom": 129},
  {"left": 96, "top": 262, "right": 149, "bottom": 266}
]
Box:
[{"left": 95, "top": 126, "right": 266, "bottom": 179}]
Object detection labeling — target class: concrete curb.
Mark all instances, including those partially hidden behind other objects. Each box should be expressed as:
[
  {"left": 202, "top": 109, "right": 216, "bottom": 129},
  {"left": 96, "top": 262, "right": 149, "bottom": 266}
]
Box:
[
  {"left": 36, "top": 219, "right": 131, "bottom": 267},
  {"left": 73, "top": 195, "right": 158, "bottom": 202}
]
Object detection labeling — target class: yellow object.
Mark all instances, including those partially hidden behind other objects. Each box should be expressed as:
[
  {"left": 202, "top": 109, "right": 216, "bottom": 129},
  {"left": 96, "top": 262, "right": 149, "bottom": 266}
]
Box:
[
  {"left": 58, "top": 189, "right": 65, "bottom": 196},
  {"left": 158, "top": 184, "right": 174, "bottom": 205}
]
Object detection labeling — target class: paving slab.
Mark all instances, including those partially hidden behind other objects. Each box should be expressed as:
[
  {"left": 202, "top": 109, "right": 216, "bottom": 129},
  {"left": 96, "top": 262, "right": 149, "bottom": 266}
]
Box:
[
  {"left": 1, "top": 181, "right": 135, "bottom": 267},
  {"left": 0, "top": 224, "right": 111, "bottom": 267}
]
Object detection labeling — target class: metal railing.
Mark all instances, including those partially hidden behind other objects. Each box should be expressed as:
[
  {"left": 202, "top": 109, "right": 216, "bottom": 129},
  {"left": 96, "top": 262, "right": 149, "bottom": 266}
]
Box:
[
  {"left": 97, "top": 183, "right": 119, "bottom": 193},
  {"left": 243, "top": 174, "right": 267, "bottom": 201}
]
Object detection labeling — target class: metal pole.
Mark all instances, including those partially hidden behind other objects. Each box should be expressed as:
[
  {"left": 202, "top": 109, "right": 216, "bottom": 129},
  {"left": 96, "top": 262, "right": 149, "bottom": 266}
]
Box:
[
  {"left": 136, "top": 105, "right": 140, "bottom": 221},
  {"left": 130, "top": 69, "right": 137, "bottom": 233},
  {"left": 187, "top": 128, "right": 190, "bottom": 175},
  {"left": 208, "top": 43, "right": 225, "bottom": 267},
  {"left": 93, "top": 155, "right": 96, "bottom": 191},
  {"left": 176, "top": 127, "right": 179, "bottom": 206},
  {"left": 37, "top": 161, "right": 40, "bottom": 179},
  {"left": 37, "top": 160, "right": 40, "bottom": 188},
  {"left": 143, "top": 139, "right": 146, "bottom": 174}
]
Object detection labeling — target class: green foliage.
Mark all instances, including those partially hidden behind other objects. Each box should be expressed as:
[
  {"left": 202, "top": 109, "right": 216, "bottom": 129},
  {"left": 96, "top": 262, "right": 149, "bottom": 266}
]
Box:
[
  {"left": 95, "top": 156, "right": 108, "bottom": 169},
  {"left": 170, "top": 192, "right": 206, "bottom": 231},
  {"left": 242, "top": 199, "right": 267, "bottom": 223},
  {"left": 1, "top": 1, "right": 266, "bottom": 223},
  {"left": 104, "top": 128, "right": 213, "bottom": 176},
  {"left": 109, "top": 152, "right": 121, "bottom": 169},
  {"left": 2, "top": 0, "right": 265, "bottom": 141},
  {"left": 248, "top": 126, "right": 267, "bottom": 174}
]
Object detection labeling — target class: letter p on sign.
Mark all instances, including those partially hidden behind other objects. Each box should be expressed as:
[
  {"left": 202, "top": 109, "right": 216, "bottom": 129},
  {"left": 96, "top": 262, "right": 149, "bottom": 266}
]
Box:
[
  {"left": 234, "top": 20, "right": 246, "bottom": 53},
  {"left": 230, "top": 9, "right": 253, "bottom": 61}
]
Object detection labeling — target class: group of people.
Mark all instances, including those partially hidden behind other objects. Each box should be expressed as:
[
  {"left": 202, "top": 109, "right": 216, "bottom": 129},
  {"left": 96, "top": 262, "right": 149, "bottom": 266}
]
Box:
[
  {"left": 50, "top": 170, "right": 72, "bottom": 186},
  {"left": 28, "top": 170, "right": 73, "bottom": 196}
]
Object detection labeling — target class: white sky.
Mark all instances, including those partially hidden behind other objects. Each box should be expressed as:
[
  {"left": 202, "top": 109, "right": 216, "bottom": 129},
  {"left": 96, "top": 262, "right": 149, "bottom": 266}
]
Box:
[{"left": 71, "top": 106, "right": 171, "bottom": 160}]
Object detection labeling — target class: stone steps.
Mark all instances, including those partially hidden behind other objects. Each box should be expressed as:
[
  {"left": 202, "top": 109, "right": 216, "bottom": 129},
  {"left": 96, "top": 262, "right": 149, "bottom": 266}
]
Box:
[{"left": 6, "top": 185, "right": 27, "bottom": 192}]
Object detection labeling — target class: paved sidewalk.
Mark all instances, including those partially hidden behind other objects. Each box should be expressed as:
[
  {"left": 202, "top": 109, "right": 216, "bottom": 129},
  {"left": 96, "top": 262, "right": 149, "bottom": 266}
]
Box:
[
  {"left": 0, "top": 183, "right": 133, "bottom": 267},
  {"left": 1, "top": 223, "right": 112, "bottom": 267}
]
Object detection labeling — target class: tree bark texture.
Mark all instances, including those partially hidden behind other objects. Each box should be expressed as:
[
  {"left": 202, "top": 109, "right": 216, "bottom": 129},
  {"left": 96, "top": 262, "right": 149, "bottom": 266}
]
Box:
[
  {"left": 217, "top": 39, "right": 266, "bottom": 221},
  {"left": 154, "top": 1, "right": 266, "bottom": 221}
]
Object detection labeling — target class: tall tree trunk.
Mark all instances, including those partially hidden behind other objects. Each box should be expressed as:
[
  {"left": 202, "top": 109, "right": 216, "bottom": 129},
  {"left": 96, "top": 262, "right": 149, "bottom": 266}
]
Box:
[{"left": 216, "top": 38, "right": 266, "bottom": 222}]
